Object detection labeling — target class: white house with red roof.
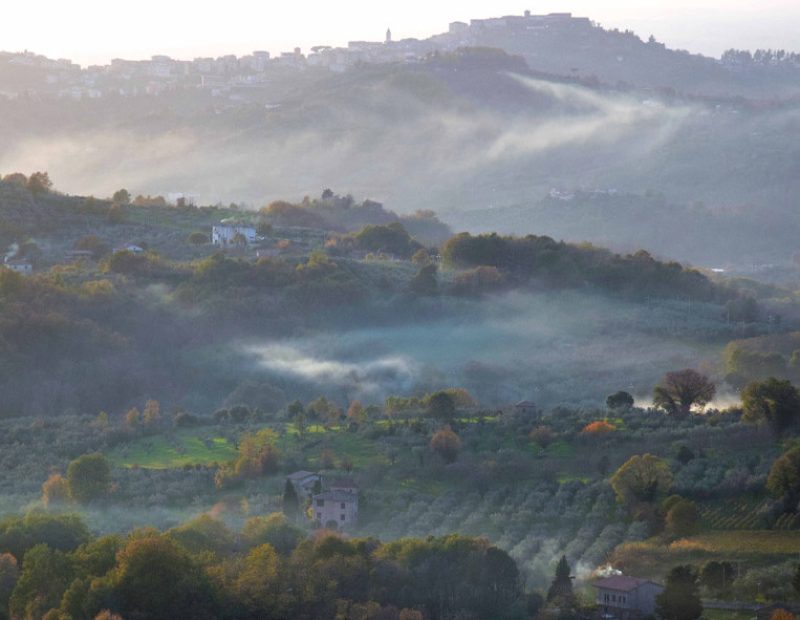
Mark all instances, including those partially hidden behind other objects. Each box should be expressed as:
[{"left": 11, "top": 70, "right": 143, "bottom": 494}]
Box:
[{"left": 593, "top": 575, "right": 663, "bottom": 619}]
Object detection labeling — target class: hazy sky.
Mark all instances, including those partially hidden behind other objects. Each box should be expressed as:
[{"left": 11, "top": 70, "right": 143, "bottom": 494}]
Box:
[{"left": 1, "top": 0, "right": 797, "bottom": 65}]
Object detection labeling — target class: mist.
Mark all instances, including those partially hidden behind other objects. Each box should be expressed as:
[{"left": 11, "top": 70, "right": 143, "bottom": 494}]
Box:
[{"left": 236, "top": 291, "right": 720, "bottom": 408}]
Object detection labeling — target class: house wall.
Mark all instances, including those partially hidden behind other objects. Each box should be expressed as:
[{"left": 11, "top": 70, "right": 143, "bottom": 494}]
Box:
[
  {"left": 314, "top": 497, "right": 358, "bottom": 529},
  {"left": 212, "top": 226, "right": 257, "bottom": 245}
]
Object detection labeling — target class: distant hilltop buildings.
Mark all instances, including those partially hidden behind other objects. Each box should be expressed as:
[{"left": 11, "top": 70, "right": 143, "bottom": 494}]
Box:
[{"left": 0, "top": 11, "right": 597, "bottom": 99}]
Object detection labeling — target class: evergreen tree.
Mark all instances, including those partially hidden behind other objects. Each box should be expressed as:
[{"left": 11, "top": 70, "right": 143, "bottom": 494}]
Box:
[
  {"left": 547, "top": 555, "right": 575, "bottom": 605},
  {"left": 282, "top": 479, "right": 299, "bottom": 519}
]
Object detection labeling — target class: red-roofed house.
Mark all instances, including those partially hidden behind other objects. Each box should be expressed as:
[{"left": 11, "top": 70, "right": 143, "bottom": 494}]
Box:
[{"left": 593, "top": 575, "right": 663, "bottom": 619}]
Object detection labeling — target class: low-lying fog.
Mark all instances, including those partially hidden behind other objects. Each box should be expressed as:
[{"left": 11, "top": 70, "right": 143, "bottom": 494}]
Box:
[{"left": 241, "top": 291, "right": 721, "bottom": 408}]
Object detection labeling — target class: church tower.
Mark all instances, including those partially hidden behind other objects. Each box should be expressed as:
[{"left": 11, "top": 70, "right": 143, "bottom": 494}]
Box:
[{"left": 386, "top": 28, "right": 392, "bottom": 43}]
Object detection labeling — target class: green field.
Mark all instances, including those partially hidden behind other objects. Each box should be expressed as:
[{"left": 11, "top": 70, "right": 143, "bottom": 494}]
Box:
[
  {"left": 109, "top": 430, "right": 237, "bottom": 468},
  {"left": 110, "top": 423, "right": 388, "bottom": 470}
]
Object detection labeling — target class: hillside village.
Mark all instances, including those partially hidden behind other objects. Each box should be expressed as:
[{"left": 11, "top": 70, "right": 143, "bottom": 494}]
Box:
[{"left": 3, "top": 10, "right": 800, "bottom": 104}]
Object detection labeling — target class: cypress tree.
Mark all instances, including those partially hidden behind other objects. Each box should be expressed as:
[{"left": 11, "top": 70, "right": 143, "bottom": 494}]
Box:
[{"left": 282, "top": 478, "right": 299, "bottom": 519}]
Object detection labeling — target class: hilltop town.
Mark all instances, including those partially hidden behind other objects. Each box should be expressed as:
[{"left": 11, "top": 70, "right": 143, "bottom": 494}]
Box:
[{"left": 3, "top": 10, "right": 800, "bottom": 103}]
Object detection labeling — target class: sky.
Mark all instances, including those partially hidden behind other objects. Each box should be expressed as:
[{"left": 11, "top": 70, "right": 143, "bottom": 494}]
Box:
[{"left": 1, "top": 0, "right": 797, "bottom": 65}]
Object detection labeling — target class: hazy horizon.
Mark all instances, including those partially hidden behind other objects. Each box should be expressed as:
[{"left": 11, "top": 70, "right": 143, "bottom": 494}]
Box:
[{"left": 2, "top": 0, "right": 799, "bottom": 66}]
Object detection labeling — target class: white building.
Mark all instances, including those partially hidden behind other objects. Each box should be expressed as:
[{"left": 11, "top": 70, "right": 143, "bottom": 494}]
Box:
[
  {"left": 211, "top": 224, "right": 257, "bottom": 246},
  {"left": 3, "top": 258, "right": 32, "bottom": 274},
  {"left": 593, "top": 575, "right": 663, "bottom": 620}
]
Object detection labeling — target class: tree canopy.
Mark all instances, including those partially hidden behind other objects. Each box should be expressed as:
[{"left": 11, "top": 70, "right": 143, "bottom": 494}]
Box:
[{"left": 653, "top": 369, "right": 716, "bottom": 417}]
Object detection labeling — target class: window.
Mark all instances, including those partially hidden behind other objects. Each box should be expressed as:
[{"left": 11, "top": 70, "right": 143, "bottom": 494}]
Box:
[
  {"left": 316, "top": 500, "right": 324, "bottom": 507},
  {"left": 341, "top": 502, "right": 346, "bottom": 509},
  {"left": 316, "top": 512, "right": 321, "bottom": 519},
  {"left": 340, "top": 514, "right": 346, "bottom": 521}
]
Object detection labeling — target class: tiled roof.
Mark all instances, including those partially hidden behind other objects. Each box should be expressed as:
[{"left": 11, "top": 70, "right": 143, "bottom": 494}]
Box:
[
  {"left": 593, "top": 576, "right": 658, "bottom": 592},
  {"left": 314, "top": 490, "right": 358, "bottom": 502}
]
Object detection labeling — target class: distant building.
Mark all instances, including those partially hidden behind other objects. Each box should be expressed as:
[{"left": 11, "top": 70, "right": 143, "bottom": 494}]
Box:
[
  {"left": 514, "top": 400, "right": 538, "bottom": 417},
  {"left": 286, "top": 470, "right": 321, "bottom": 500},
  {"left": 167, "top": 192, "right": 198, "bottom": 206},
  {"left": 115, "top": 244, "right": 144, "bottom": 254},
  {"left": 593, "top": 575, "right": 663, "bottom": 620},
  {"left": 312, "top": 488, "right": 358, "bottom": 530},
  {"left": 3, "top": 258, "right": 32, "bottom": 274},
  {"left": 212, "top": 224, "right": 257, "bottom": 246}
]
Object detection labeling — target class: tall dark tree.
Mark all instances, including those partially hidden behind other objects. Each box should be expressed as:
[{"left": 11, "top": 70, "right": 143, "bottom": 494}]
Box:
[
  {"left": 282, "top": 478, "right": 299, "bottom": 519},
  {"left": 656, "top": 565, "right": 702, "bottom": 620},
  {"left": 653, "top": 369, "right": 715, "bottom": 417},
  {"left": 547, "top": 555, "right": 575, "bottom": 605}
]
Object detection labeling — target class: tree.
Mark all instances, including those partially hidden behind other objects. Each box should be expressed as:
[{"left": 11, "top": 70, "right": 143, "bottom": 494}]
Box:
[
  {"left": 112, "top": 535, "right": 217, "bottom": 620},
  {"left": 125, "top": 407, "right": 141, "bottom": 430},
  {"left": 742, "top": 378, "right": 800, "bottom": 435},
  {"left": 142, "top": 399, "right": 161, "bottom": 428},
  {"left": 292, "top": 409, "right": 306, "bottom": 440},
  {"left": 66, "top": 453, "right": 112, "bottom": 503},
  {"left": 677, "top": 445, "right": 695, "bottom": 465},
  {"left": 26, "top": 171, "right": 53, "bottom": 195},
  {"left": 112, "top": 189, "right": 131, "bottom": 204},
  {"left": 665, "top": 499, "right": 700, "bottom": 537},
  {"left": 611, "top": 454, "right": 673, "bottom": 507},
  {"left": 2, "top": 172, "right": 27, "bottom": 186},
  {"left": 107, "top": 203, "right": 125, "bottom": 224},
  {"left": 426, "top": 391, "right": 456, "bottom": 423},
  {"left": 793, "top": 563, "right": 800, "bottom": 597},
  {"left": 606, "top": 391, "right": 634, "bottom": 411},
  {"left": 430, "top": 427, "right": 462, "bottom": 464},
  {"left": 653, "top": 369, "right": 715, "bottom": 416},
  {"left": 347, "top": 400, "right": 366, "bottom": 426},
  {"left": 9, "top": 544, "right": 74, "bottom": 620},
  {"left": 233, "top": 544, "right": 282, "bottom": 615},
  {"left": 410, "top": 263, "right": 438, "bottom": 296},
  {"left": 282, "top": 479, "right": 299, "bottom": 519},
  {"left": 530, "top": 426, "right": 554, "bottom": 449},
  {"left": 581, "top": 420, "right": 616, "bottom": 434},
  {"left": 0, "top": 553, "right": 18, "bottom": 618},
  {"left": 656, "top": 565, "right": 702, "bottom": 620},
  {"left": 546, "top": 555, "right": 575, "bottom": 607},
  {"left": 699, "top": 561, "right": 734, "bottom": 595},
  {"left": 767, "top": 447, "right": 800, "bottom": 510},
  {"left": 42, "top": 473, "right": 70, "bottom": 507},
  {"left": 242, "top": 513, "right": 304, "bottom": 555},
  {"left": 412, "top": 248, "right": 431, "bottom": 265}
]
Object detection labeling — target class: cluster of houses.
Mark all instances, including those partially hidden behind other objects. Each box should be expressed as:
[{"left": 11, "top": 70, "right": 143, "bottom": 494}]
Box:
[
  {"left": 2, "top": 11, "right": 599, "bottom": 102},
  {"left": 286, "top": 470, "right": 359, "bottom": 530}
]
